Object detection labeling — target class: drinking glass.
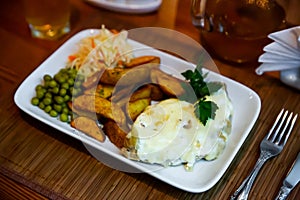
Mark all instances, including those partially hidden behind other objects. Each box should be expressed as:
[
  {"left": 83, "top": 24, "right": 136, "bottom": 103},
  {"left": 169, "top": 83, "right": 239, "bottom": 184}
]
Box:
[{"left": 22, "top": 0, "right": 71, "bottom": 40}]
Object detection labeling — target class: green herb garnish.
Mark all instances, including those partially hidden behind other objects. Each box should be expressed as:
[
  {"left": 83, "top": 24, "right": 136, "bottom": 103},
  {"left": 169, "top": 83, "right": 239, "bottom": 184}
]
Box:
[
  {"left": 195, "top": 99, "right": 219, "bottom": 126},
  {"left": 181, "top": 63, "right": 223, "bottom": 125}
]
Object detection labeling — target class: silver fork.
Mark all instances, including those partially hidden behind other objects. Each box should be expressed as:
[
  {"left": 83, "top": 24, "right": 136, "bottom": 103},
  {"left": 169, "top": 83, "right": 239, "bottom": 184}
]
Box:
[{"left": 231, "top": 109, "right": 298, "bottom": 200}]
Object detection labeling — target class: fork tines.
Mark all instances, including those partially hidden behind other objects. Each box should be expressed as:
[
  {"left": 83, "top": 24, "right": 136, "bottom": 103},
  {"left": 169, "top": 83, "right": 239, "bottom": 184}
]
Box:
[{"left": 267, "top": 109, "right": 298, "bottom": 145}]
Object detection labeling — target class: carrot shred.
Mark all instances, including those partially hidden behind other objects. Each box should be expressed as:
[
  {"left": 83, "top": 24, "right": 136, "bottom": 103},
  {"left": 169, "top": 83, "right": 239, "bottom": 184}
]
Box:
[
  {"left": 91, "top": 38, "right": 96, "bottom": 48},
  {"left": 68, "top": 55, "right": 77, "bottom": 61},
  {"left": 111, "top": 29, "right": 119, "bottom": 34}
]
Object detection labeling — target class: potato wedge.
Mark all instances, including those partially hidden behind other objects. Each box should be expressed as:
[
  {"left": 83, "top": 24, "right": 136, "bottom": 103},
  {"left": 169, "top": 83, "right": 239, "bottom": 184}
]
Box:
[
  {"left": 72, "top": 94, "right": 126, "bottom": 125},
  {"left": 71, "top": 116, "right": 105, "bottom": 142},
  {"left": 112, "top": 84, "right": 152, "bottom": 104},
  {"left": 130, "top": 85, "right": 152, "bottom": 102},
  {"left": 148, "top": 84, "right": 166, "bottom": 101},
  {"left": 101, "top": 63, "right": 162, "bottom": 90},
  {"left": 109, "top": 84, "right": 134, "bottom": 103},
  {"left": 127, "top": 98, "right": 151, "bottom": 121},
  {"left": 99, "top": 67, "right": 130, "bottom": 85},
  {"left": 103, "top": 120, "right": 127, "bottom": 148},
  {"left": 72, "top": 95, "right": 110, "bottom": 116},
  {"left": 68, "top": 101, "right": 96, "bottom": 120},
  {"left": 124, "top": 56, "right": 160, "bottom": 68},
  {"left": 150, "top": 68, "right": 186, "bottom": 97},
  {"left": 84, "top": 84, "right": 114, "bottom": 99}
]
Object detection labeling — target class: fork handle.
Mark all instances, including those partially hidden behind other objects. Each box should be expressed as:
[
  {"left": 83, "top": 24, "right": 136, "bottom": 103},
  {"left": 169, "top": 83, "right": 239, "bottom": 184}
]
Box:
[{"left": 231, "top": 152, "right": 271, "bottom": 200}]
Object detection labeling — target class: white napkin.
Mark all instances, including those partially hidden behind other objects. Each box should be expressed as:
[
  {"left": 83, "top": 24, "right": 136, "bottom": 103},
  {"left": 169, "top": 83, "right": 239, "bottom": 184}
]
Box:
[{"left": 255, "top": 26, "right": 300, "bottom": 75}]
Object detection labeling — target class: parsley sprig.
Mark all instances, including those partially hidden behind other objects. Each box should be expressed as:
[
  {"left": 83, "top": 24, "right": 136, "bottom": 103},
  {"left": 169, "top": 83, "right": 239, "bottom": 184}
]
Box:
[{"left": 181, "top": 64, "right": 223, "bottom": 125}]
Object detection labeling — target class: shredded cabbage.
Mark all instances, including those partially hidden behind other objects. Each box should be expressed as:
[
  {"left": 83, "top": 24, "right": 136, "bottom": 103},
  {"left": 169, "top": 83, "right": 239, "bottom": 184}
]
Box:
[{"left": 67, "top": 25, "right": 133, "bottom": 78}]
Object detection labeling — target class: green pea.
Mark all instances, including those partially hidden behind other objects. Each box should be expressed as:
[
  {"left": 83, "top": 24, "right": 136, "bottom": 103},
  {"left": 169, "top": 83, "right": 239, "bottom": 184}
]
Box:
[
  {"left": 45, "top": 92, "right": 52, "bottom": 99},
  {"left": 63, "top": 73, "right": 69, "bottom": 79},
  {"left": 38, "top": 102, "right": 45, "bottom": 109},
  {"left": 72, "top": 88, "right": 82, "bottom": 96},
  {"left": 60, "top": 77, "right": 67, "bottom": 84},
  {"left": 61, "top": 102, "right": 67, "bottom": 108},
  {"left": 67, "top": 79, "right": 74, "bottom": 86},
  {"left": 59, "top": 68, "right": 67, "bottom": 74},
  {"left": 49, "top": 80, "right": 57, "bottom": 88},
  {"left": 31, "top": 97, "right": 39, "bottom": 106},
  {"left": 63, "top": 95, "right": 70, "bottom": 102},
  {"left": 54, "top": 74, "right": 66, "bottom": 84},
  {"left": 59, "top": 88, "right": 67, "bottom": 96},
  {"left": 54, "top": 96, "right": 64, "bottom": 104},
  {"left": 43, "top": 80, "right": 49, "bottom": 88},
  {"left": 43, "top": 74, "right": 52, "bottom": 82},
  {"left": 51, "top": 87, "right": 59, "bottom": 94},
  {"left": 70, "top": 73, "right": 77, "bottom": 79},
  {"left": 43, "top": 97, "right": 52, "bottom": 105},
  {"left": 35, "top": 84, "right": 44, "bottom": 91},
  {"left": 36, "top": 90, "right": 45, "bottom": 99},
  {"left": 49, "top": 110, "right": 58, "bottom": 117},
  {"left": 61, "top": 82, "right": 69, "bottom": 90},
  {"left": 54, "top": 74, "right": 60, "bottom": 81},
  {"left": 74, "top": 80, "right": 82, "bottom": 88},
  {"left": 77, "top": 74, "right": 85, "bottom": 82},
  {"left": 53, "top": 104, "right": 62, "bottom": 113},
  {"left": 44, "top": 105, "right": 52, "bottom": 113},
  {"left": 41, "top": 88, "right": 47, "bottom": 94},
  {"left": 68, "top": 68, "right": 76, "bottom": 74},
  {"left": 60, "top": 113, "right": 69, "bottom": 122},
  {"left": 69, "top": 86, "right": 74, "bottom": 93},
  {"left": 62, "top": 107, "right": 69, "bottom": 114}
]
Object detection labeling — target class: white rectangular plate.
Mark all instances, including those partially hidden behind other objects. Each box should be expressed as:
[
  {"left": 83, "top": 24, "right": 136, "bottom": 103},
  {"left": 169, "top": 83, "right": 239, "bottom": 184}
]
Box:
[{"left": 14, "top": 29, "right": 261, "bottom": 193}]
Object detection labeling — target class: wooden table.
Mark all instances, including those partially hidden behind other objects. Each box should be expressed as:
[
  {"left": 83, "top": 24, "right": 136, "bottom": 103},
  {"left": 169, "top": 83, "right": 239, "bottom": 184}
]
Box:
[{"left": 1, "top": 0, "right": 299, "bottom": 199}]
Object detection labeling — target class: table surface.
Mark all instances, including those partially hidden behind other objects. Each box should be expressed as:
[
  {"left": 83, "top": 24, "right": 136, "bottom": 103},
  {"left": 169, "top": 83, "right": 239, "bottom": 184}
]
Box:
[{"left": 1, "top": 0, "right": 299, "bottom": 199}]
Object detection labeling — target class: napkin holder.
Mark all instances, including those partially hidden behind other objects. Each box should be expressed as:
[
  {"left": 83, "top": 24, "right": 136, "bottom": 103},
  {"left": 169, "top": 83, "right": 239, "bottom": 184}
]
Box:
[{"left": 256, "top": 26, "right": 300, "bottom": 90}]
